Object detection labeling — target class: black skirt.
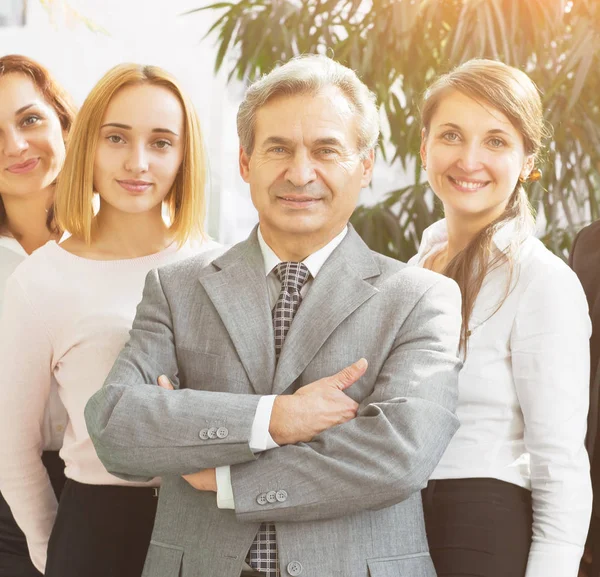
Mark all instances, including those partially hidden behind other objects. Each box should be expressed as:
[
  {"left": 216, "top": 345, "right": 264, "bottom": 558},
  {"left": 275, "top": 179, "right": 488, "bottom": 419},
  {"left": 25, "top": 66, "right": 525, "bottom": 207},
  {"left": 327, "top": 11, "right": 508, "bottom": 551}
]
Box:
[
  {"left": 0, "top": 451, "right": 65, "bottom": 577},
  {"left": 45, "top": 480, "right": 158, "bottom": 577},
  {"left": 422, "top": 477, "right": 533, "bottom": 577}
]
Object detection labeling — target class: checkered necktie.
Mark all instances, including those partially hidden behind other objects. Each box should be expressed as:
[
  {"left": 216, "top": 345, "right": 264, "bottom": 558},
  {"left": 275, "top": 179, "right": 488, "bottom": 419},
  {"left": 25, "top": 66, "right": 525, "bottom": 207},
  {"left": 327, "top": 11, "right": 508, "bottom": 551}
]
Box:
[
  {"left": 246, "top": 261, "right": 310, "bottom": 576},
  {"left": 272, "top": 262, "right": 310, "bottom": 360}
]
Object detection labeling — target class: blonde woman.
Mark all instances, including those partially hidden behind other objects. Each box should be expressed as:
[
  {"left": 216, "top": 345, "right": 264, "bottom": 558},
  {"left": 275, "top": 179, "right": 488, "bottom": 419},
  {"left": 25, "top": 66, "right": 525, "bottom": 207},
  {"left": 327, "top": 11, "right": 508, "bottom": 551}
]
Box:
[
  {"left": 0, "top": 63, "right": 219, "bottom": 577},
  {"left": 0, "top": 54, "right": 75, "bottom": 577},
  {"left": 411, "top": 59, "right": 592, "bottom": 577}
]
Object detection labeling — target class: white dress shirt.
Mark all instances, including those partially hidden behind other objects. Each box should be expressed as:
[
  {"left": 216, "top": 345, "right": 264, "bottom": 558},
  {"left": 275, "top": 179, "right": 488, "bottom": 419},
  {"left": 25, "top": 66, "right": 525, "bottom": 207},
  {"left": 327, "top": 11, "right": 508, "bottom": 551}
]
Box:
[
  {"left": 410, "top": 219, "right": 592, "bottom": 577},
  {"left": 216, "top": 225, "right": 349, "bottom": 509}
]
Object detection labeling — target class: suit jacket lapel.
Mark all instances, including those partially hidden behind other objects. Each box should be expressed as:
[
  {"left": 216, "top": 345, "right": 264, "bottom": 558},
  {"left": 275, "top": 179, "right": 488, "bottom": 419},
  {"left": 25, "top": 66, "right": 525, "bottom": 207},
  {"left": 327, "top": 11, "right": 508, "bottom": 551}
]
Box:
[
  {"left": 198, "top": 229, "right": 276, "bottom": 395},
  {"left": 273, "top": 226, "right": 380, "bottom": 394}
]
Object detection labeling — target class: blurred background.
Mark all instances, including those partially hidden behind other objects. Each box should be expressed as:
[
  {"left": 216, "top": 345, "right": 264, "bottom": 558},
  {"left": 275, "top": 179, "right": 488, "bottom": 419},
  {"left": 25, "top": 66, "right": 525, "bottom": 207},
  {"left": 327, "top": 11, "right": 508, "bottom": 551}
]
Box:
[{"left": 1, "top": 0, "right": 599, "bottom": 259}]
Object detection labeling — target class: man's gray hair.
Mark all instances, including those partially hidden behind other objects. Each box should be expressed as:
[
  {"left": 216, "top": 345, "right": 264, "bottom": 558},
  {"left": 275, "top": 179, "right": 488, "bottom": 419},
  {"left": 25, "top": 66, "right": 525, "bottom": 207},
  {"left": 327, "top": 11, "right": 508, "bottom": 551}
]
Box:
[{"left": 237, "top": 54, "right": 380, "bottom": 158}]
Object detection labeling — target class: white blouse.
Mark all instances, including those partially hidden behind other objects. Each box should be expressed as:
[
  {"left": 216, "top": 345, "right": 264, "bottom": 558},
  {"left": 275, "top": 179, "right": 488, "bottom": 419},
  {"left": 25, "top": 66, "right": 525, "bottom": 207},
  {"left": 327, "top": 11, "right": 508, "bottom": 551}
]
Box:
[
  {"left": 410, "top": 219, "right": 592, "bottom": 577},
  {"left": 0, "top": 235, "right": 66, "bottom": 452}
]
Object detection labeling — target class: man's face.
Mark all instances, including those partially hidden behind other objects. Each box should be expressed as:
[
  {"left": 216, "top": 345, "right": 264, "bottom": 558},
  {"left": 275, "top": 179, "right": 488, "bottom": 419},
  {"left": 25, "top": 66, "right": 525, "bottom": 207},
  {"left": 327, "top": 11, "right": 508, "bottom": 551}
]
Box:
[{"left": 239, "top": 86, "right": 374, "bottom": 247}]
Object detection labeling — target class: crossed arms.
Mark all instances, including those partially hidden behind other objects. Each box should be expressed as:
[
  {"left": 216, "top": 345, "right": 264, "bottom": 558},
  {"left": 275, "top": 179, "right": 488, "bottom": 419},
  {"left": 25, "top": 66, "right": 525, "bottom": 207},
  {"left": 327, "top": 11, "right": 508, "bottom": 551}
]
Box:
[{"left": 85, "top": 266, "right": 462, "bottom": 521}]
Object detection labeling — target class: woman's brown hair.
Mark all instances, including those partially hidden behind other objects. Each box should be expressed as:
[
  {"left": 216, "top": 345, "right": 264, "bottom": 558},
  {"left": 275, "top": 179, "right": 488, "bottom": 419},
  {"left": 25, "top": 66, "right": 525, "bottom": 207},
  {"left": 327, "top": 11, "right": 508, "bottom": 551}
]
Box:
[
  {"left": 421, "top": 59, "right": 550, "bottom": 353},
  {"left": 0, "top": 55, "right": 77, "bottom": 234}
]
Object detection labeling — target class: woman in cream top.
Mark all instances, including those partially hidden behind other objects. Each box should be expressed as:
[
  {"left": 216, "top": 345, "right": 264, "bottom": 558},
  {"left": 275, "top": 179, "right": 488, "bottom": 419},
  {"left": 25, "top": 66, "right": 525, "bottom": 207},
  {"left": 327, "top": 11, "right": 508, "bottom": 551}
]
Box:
[
  {"left": 0, "top": 63, "right": 219, "bottom": 577},
  {"left": 411, "top": 59, "right": 591, "bottom": 577}
]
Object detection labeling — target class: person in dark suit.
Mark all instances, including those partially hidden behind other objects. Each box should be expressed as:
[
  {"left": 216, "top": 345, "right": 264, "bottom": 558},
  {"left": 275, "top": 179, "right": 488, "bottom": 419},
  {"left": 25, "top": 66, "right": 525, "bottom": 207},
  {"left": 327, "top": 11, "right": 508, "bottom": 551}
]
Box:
[{"left": 570, "top": 222, "right": 600, "bottom": 577}]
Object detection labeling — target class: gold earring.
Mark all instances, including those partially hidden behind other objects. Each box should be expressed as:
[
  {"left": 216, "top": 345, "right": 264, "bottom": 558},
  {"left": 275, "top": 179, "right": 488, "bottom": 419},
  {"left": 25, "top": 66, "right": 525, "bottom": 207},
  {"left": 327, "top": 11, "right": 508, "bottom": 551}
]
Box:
[
  {"left": 529, "top": 168, "right": 542, "bottom": 181},
  {"left": 519, "top": 168, "right": 542, "bottom": 183}
]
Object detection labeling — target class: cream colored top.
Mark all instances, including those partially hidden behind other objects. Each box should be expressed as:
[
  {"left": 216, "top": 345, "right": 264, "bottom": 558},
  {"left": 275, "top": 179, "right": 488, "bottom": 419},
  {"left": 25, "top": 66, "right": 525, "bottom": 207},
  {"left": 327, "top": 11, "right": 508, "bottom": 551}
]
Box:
[{"left": 0, "top": 238, "right": 220, "bottom": 572}]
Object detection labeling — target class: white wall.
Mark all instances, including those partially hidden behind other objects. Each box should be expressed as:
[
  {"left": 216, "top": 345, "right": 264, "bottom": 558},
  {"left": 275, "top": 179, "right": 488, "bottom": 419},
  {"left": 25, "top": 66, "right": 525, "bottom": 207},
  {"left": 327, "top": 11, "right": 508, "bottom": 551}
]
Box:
[{"left": 0, "top": 0, "right": 411, "bottom": 244}]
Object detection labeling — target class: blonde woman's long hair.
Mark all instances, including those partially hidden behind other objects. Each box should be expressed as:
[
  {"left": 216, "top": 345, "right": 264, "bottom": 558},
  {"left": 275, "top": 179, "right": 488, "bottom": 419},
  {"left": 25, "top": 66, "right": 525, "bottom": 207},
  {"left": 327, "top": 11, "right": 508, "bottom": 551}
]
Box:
[
  {"left": 421, "top": 59, "right": 550, "bottom": 353},
  {"left": 55, "top": 63, "right": 206, "bottom": 246}
]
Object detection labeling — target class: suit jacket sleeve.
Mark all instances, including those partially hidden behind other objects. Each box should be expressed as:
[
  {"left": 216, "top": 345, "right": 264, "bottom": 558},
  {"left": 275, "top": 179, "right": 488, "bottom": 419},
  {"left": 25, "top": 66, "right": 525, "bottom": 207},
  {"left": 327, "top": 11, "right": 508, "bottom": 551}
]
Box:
[
  {"left": 85, "top": 268, "right": 261, "bottom": 481},
  {"left": 568, "top": 225, "right": 600, "bottom": 510},
  {"left": 229, "top": 276, "right": 462, "bottom": 522}
]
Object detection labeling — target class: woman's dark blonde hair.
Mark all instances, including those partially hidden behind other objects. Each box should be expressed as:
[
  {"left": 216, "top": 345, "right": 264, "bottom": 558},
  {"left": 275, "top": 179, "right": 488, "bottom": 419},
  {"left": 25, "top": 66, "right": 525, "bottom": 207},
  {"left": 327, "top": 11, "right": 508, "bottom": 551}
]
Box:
[
  {"left": 0, "top": 55, "right": 77, "bottom": 235},
  {"left": 55, "top": 63, "right": 206, "bottom": 246},
  {"left": 421, "top": 59, "right": 549, "bottom": 353}
]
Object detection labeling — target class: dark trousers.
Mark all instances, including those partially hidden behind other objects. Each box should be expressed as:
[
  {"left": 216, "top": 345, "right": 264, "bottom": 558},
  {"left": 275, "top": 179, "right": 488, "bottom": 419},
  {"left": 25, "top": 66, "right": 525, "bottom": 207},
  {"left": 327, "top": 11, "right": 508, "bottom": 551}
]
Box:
[
  {"left": 587, "top": 513, "right": 600, "bottom": 577},
  {"left": 45, "top": 480, "right": 158, "bottom": 577},
  {"left": 0, "top": 451, "right": 65, "bottom": 577},
  {"left": 422, "top": 477, "right": 533, "bottom": 577}
]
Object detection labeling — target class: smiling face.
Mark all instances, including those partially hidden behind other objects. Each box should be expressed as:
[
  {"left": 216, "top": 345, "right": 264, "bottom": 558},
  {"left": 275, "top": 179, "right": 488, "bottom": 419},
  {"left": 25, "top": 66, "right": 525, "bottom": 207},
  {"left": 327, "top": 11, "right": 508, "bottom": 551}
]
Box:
[
  {"left": 93, "top": 83, "right": 185, "bottom": 217},
  {"left": 239, "top": 86, "right": 374, "bottom": 252},
  {"left": 0, "top": 73, "right": 66, "bottom": 197},
  {"left": 421, "top": 90, "right": 534, "bottom": 222}
]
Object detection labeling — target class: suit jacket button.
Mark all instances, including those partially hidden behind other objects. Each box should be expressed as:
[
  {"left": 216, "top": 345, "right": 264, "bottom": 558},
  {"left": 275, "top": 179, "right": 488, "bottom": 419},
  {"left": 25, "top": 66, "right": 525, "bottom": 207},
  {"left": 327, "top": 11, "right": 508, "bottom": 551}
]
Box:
[
  {"left": 256, "top": 493, "right": 268, "bottom": 505},
  {"left": 287, "top": 561, "right": 303, "bottom": 575},
  {"left": 216, "top": 427, "right": 229, "bottom": 439},
  {"left": 199, "top": 428, "right": 209, "bottom": 440},
  {"left": 207, "top": 427, "right": 218, "bottom": 439},
  {"left": 275, "top": 490, "right": 288, "bottom": 502},
  {"left": 266, "top": 490, "right": 277, "bottom": 503}
]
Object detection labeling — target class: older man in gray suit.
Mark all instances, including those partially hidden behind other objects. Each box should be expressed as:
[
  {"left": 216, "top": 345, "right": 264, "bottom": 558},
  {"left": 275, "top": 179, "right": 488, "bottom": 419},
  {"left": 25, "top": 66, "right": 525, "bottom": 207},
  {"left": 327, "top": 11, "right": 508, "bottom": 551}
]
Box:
[{"left": 85, "top": 55, "right": 462, "bottom": 577}]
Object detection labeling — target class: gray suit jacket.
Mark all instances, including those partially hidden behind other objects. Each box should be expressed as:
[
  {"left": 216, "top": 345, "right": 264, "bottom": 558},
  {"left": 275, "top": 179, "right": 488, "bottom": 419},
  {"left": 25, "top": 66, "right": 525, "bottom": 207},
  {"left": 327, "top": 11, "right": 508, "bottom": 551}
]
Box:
[{"left": 85, "top": 226, "right": 462, "bottom": 577}]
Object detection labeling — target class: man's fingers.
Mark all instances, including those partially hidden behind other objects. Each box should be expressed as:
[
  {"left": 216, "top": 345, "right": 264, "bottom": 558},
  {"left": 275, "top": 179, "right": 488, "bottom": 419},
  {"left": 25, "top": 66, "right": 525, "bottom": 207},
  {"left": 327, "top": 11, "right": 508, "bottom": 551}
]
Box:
[
  {"left": 331, "top": 358, "right": 368, "bottom": 390},
  {"left": 182, "top": 469, "right": 217, "bottom": 492},
  {"left": 157, "top": 375, "right": 174, "bottom": 390}
]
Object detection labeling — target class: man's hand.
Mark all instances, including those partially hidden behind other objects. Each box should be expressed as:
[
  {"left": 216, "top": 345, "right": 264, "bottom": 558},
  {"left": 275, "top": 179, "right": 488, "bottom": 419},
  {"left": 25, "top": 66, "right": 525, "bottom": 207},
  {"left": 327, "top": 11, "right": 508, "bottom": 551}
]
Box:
[
  {"left": 158, "top": 361, "right": 365, "bottom": 482},
  {"left": 182, "top": 469, "right": 217, "bottom": 492},
  {"left": 269, "top": 358, "right": 367, "bottom": 445},
  {"left": 157, "top": 375, "right": 175, "bottom": 390}
]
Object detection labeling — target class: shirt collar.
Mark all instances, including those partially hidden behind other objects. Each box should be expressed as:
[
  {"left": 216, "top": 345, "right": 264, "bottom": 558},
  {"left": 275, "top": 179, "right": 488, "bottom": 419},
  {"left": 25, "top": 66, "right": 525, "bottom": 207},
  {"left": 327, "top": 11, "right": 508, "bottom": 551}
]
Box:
[
  {"left": 257, "top": 225, "right": 348, "bottom": 279},
  {"left": 416, "top": 218, "right": 527, "bottom": 262}
]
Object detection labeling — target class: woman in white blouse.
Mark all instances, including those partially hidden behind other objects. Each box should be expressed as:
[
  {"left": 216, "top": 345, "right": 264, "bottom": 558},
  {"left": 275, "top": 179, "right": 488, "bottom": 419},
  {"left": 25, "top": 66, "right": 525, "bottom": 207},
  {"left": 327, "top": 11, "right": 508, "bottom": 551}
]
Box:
[
  {"left": 0, "top": 63, "right": 219, "bottom": 577},
  {"left": 411, "top": 59, "right": 592, "bottom": 577},
  {"left": 0, "top": 54, "right": 75, "bottom": 577}
]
